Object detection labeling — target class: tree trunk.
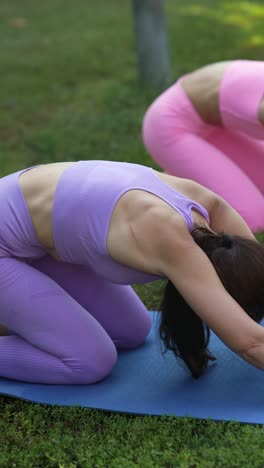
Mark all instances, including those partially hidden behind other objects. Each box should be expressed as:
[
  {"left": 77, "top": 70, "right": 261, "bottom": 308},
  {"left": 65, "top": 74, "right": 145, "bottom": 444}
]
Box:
[{"left": 132, "top": 0, "right": 171, "bottom": 88}]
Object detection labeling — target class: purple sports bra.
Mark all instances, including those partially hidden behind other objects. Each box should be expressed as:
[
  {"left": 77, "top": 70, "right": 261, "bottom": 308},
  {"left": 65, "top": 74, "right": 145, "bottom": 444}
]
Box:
[{"left": 52, "top": 160, "right": 210, "bottom": 284}]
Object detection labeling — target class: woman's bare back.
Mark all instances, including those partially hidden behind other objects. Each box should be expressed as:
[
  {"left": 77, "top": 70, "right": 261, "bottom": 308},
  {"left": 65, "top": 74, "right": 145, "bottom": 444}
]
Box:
[
  {"left": 18, "top": 162, "right": 75, "bottom": 259},
  {"left": 181, "top": 61, "right": 231, "bottom": 126},
  {"left": 181, "top": 60, "right": 264, "bottom": 126}
]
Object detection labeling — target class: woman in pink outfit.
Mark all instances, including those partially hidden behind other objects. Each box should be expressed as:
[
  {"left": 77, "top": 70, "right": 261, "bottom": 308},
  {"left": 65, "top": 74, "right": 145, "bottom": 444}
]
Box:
[{"left": 143, "top": 60, "right": 264, "bottom": 233}]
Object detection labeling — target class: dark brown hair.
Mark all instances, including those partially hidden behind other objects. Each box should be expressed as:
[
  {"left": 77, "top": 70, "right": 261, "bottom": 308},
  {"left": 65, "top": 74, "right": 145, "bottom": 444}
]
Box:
[{"left": 159, "top": 226, "right": 264, "bottom": 378}]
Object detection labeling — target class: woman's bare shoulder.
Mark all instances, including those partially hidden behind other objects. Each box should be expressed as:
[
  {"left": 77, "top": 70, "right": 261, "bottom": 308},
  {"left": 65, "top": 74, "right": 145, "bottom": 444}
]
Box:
[{"left": 153, "top": 170, "right": 218, "bottom": 215}]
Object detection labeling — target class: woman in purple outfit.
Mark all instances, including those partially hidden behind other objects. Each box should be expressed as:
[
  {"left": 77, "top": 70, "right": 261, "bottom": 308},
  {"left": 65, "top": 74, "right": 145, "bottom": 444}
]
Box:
[{"left": 0, "top": 159, "right": 263, "bottom": 383}]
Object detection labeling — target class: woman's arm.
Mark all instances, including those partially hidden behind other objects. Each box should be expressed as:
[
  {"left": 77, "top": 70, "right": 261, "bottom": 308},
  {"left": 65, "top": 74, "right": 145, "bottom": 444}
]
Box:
[{"left": 158, "top": 220, "right": 264, "bottom": 369}]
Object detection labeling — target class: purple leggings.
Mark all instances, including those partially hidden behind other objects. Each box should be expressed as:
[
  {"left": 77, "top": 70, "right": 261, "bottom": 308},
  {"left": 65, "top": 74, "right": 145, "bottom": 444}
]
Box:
[{"left": 0, "top": 255, "right": 151, "bottom": 384}]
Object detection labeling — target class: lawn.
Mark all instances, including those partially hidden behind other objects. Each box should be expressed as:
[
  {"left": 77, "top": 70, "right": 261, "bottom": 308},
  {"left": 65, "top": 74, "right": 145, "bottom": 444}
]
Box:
[{"left": 0, "top": 0, "right": 264, "bottom": 465}]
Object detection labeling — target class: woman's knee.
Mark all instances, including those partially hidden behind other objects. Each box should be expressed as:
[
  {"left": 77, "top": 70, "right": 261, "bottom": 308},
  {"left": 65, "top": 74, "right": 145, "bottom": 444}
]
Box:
[
  {"left": 64, "top": 338, "right": 118, "bottom": 384},
  {"left": 116, "top": 307, "right": 152, "bottom": 349}
]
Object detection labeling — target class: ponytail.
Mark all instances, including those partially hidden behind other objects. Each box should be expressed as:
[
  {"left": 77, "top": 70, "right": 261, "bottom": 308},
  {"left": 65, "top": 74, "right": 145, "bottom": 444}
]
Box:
[{"left": 159, "top": 280, "right": 215, "bottom": 378}]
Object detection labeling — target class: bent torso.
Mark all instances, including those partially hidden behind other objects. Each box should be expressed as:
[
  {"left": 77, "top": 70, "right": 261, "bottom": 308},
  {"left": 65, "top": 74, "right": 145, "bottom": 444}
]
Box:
[{"left": 18, "top": 162, "right": 215, "bottom": 265}]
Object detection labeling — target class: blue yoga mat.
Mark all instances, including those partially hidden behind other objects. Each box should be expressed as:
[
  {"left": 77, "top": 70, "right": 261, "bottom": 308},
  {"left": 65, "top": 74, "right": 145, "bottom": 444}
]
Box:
[{"left": 0, "top": 312, "right": 263, "bottom": 424}]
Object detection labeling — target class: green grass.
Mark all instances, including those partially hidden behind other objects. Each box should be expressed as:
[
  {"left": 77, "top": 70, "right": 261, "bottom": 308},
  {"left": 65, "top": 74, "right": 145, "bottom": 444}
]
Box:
[{"left": 1, "top": 0, "right": 264, "bottom": 465}]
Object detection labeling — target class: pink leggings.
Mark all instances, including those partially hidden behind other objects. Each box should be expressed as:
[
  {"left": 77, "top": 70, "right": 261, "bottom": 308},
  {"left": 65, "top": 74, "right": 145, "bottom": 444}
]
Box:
[{"left": 143, "top": 60, "right": 264, "bottom": 232}]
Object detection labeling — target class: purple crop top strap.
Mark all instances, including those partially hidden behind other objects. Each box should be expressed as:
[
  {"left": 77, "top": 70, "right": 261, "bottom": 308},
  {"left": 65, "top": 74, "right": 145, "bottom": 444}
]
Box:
[
  {"left": 150, "top": 169, "right": 210, "bottom": 230},
  {"left": 53, "top": 160, "right": 210, "bottom": 284}
]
